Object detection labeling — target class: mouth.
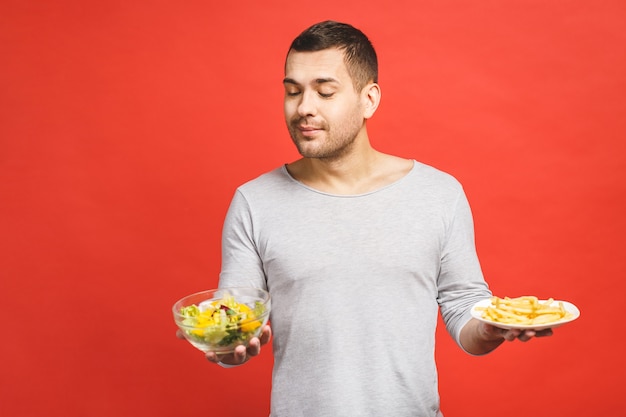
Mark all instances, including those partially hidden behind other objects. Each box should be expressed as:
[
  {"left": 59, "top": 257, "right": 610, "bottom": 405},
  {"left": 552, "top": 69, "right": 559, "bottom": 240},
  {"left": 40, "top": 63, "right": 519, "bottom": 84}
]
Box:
[{"left": 295, "top": 123, "right": 323, "bottom": 138}]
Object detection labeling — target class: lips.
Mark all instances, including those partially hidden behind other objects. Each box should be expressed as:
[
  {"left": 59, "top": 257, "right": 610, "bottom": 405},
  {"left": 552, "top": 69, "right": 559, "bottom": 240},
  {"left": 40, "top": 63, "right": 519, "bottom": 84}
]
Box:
[
  {"left": 298, "top": 125, "right": 321, "bottom": 132},
  {"left": 289, "top": 117, "right": 326, "bottom": 139},
  {"left": 297, "top": 125, "right": 323, "bottom": 138},
  {"left": 290, "top": 119, "right": 323, "bottom": 137}
]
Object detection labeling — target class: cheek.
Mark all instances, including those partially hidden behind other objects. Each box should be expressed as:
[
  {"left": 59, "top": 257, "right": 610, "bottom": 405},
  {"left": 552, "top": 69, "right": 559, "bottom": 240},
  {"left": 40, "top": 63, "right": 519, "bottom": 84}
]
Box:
[
  {"left": 284, "top": 100, "right": 298, "bottom": 120},
  {"left": 331, "top": 103, "right": 362, "bottom": 127}
]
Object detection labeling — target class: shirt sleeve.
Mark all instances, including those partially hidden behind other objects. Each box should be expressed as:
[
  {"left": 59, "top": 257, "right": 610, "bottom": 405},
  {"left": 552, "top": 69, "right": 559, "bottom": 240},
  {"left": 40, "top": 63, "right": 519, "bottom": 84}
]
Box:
[
  {"left": 437, "top": 187, "right": 492, "bottom": 350},
  {"left": 218, "top": 189, "right": 268, "bottom": 291}
]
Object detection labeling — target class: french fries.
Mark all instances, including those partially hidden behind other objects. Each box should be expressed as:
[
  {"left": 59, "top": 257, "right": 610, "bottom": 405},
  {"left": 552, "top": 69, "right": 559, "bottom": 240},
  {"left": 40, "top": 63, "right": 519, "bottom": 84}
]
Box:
[{"left": 477, "top": 296, "right": 572, "bottom": 326}]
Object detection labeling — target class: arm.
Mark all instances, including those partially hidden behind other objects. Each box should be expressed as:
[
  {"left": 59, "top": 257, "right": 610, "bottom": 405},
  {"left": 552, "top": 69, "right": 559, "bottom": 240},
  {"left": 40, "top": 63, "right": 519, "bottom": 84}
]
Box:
[
  {"left": 210, "top": 189, "right": 271, "bottom": 366},
  {"left": 459, "top": 318, "right": 553, "bottom": 355},
  {"left": 437, "top": 186, "right": 553, "bottom": 353}
]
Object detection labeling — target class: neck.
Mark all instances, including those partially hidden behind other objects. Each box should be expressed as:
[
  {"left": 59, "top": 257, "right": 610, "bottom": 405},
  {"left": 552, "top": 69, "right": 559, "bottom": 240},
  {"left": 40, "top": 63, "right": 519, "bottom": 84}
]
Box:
[
  {"left": 304, "top": 147, "right": 381, "bottom": 182},
  {"left": 287, "top": 148, "right": 413, "bottom": 195}
]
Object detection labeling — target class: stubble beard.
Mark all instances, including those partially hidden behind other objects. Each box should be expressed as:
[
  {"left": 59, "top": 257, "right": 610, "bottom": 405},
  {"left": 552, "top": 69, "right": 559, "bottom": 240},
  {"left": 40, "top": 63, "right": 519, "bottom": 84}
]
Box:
[{"left": 288, "top": 117, "right": 362, "bottom": 162}]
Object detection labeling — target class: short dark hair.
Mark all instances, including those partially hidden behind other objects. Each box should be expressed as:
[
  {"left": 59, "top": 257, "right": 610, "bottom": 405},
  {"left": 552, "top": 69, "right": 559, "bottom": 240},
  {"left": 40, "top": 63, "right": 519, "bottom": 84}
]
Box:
[{"left": 287, "top": 20, "right": 378, "bottom": 91}]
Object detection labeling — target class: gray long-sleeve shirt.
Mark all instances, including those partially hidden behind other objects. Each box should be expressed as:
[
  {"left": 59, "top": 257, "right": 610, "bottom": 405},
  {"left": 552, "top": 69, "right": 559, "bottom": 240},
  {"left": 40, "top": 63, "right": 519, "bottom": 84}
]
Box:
[{"left": 219, "top": 160, "right": 492, "bottom": 417}]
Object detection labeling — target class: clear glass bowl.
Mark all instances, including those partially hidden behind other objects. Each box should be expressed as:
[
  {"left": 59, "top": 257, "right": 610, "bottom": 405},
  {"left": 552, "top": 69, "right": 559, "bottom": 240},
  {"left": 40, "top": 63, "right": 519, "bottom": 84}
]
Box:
[{"left": 173, "top": 287, "right": 271, "bottom": 354}]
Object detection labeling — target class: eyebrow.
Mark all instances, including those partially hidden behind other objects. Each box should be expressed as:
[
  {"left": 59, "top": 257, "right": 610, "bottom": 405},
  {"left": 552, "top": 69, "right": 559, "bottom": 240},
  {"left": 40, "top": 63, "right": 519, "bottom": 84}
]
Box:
[{"left": 282, "top": 77, "right": 340, "bottom": 86}]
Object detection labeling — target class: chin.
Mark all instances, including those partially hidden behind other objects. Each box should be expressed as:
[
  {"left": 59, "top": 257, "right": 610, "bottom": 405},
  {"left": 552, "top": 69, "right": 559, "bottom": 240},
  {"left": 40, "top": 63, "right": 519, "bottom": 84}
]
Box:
[{"left": 293, "top": 139, "right": 320, "bottom": 157}]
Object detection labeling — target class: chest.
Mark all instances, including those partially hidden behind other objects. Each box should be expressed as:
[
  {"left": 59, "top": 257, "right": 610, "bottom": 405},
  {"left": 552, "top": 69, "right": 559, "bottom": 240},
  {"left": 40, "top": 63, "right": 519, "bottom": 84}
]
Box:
[{"left": 253, "top": 196, "right": 448, "bottom": 289}]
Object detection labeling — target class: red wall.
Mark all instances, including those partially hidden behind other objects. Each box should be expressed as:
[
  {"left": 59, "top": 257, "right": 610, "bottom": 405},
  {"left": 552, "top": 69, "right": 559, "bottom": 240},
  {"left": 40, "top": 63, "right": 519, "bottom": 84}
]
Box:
[{"left": 2, "top": 1, "right": 625, "bottom": 416}]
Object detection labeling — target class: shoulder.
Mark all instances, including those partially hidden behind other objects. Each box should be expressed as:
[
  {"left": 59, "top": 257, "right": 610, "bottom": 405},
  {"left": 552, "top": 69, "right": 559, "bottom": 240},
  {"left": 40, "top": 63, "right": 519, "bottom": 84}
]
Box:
[
  {"left": 408, "top": 160, "right": 463, "bottom": 190},
  {"left": 232, "top": 165, "right": 303, "bottom": 207},
  {"left": 237, "top": 166, "right": 291, "bottom": 192},
  {"left": 377, "top": 153, "right": 462, "bottom": 190}
]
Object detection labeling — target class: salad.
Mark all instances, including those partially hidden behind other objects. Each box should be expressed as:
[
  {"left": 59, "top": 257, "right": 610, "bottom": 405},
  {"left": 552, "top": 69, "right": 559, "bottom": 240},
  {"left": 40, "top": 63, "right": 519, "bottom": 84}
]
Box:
[{"left": 179, "top": 295, "right": 266, "bottom": 348}]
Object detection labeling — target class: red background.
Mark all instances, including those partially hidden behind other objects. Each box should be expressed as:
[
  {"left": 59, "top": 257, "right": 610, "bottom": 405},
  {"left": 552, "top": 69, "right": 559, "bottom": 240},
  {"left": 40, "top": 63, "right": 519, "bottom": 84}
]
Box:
[{"left": 2, "top": 1, "right": 625, "bottom": 416}]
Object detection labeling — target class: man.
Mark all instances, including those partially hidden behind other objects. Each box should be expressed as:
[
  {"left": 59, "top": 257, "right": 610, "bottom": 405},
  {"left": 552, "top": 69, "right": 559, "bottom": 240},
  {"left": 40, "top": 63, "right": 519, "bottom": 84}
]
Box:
[{"left": 203, "top": 20, "right": 551, "bottom": 416}]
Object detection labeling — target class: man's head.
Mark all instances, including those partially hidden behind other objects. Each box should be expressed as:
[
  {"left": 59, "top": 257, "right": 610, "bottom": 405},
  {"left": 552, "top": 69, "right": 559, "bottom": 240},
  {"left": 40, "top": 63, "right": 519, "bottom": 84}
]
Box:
[
  {"left": 287, "top": 20, "right": 378, "bottom": 92},
  {"left": 282, "top": 21, "right": 381, "bottom": 160}
]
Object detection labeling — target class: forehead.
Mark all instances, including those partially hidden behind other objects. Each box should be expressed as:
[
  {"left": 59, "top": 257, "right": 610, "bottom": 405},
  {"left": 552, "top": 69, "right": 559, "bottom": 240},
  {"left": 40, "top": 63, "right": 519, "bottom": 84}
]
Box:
[{"left": 284, "top": 48, "right": 351, "bottom": 84}]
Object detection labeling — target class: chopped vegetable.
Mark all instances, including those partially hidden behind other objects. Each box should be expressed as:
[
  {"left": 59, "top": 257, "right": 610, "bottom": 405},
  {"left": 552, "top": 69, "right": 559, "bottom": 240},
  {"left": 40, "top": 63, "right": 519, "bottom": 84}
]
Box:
[{"left": 179, "top": 295, "right": 265, "bottom": 347}]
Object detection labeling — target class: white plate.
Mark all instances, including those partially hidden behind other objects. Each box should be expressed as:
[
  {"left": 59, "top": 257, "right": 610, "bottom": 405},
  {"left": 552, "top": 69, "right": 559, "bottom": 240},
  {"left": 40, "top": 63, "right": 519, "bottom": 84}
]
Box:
[{"left": 471, "top": 298, "right": 580, "bottom": 330}]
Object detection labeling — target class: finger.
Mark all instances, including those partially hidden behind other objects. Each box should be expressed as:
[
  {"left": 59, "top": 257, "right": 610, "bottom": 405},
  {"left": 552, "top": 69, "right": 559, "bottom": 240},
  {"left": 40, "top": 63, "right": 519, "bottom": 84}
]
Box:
[
  {"left": 518, "top": 328, "right": 553, "bottom": 341},
  {"left": 205, "top": 351, "right": 221, "bottom": 364},
  {"left": 503, "top": 329, "right": 521, "bottom": 342},
  {"left": 246, "top": 337, "right": 261, "bottom": 357},
  {"left": 175, "top": 329, "right": 186, "bottom": 340},
  {"left": 478, "top": 322, "right": 507, "bottom": 342},
  {"left": 259, "top": 325, "right": 272, "bottom": 345},
  {"left": 517, "top": 330, "right": 535, "bottom": 342},
  {"left": 535, "top": 328, "right": 554, "bottom": 337},
  {"left": 233, "top": 344, "right": 248, "bottom": 364}
]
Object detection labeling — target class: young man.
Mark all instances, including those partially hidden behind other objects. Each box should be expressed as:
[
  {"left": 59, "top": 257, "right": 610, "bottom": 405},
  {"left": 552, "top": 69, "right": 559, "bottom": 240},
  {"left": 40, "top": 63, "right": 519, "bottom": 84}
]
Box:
[{"left": 206, "top": 20, "right": 551, "bottom": 416}]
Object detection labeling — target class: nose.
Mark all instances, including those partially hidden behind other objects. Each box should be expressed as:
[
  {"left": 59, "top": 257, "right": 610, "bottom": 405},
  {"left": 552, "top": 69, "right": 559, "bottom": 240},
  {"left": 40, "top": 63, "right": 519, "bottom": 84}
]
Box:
[{"left": 297, "top": 91, "right": 317, "bottom": 117}]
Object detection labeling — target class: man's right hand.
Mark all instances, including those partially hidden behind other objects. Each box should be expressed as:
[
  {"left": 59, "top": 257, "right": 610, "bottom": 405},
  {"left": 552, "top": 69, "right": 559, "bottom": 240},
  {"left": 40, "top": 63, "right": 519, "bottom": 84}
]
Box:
[{"left": 204, "top": 325, "right": 272, "bottom": 366}]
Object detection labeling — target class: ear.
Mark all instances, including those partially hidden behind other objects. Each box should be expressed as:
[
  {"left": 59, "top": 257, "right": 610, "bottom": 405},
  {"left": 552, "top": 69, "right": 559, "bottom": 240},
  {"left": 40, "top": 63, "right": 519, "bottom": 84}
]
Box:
[{"left": 362, "top": 82, "right": 381, "bottom": 119}]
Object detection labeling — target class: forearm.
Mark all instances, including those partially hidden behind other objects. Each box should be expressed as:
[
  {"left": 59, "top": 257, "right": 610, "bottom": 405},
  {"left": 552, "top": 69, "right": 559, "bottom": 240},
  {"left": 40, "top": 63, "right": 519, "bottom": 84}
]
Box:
[{"left": 459, "top": 318, "right": 505, "bottom": 355}]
